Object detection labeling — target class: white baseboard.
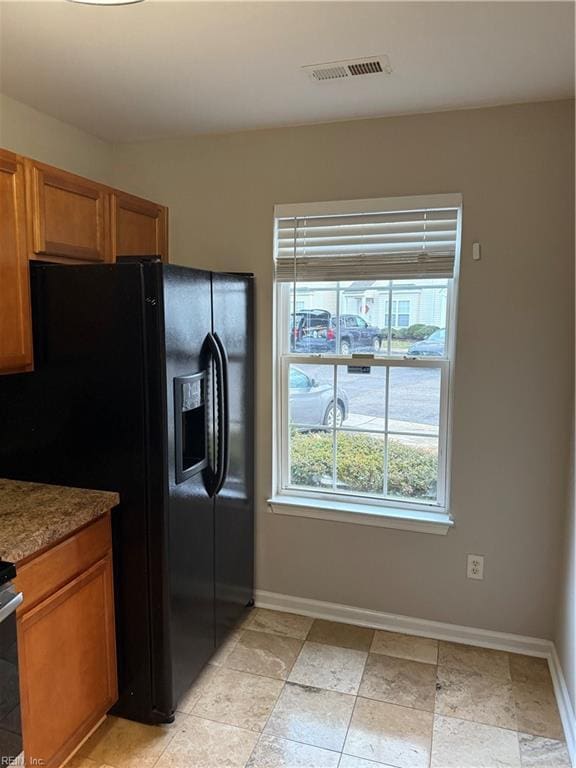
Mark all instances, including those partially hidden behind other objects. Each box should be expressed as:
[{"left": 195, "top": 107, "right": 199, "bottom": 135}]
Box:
[
  {"left": 254, "top": 589, "right": 551, "bottom": 655},
  {"left": 549, "top": 645, "right": 576, "bottom": 766},
  {"left": 254, "top": 589, "right": 576, "bottom": 767}
]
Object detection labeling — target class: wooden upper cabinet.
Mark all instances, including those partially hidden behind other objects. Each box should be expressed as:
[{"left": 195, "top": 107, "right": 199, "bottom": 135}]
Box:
[
  {"left": 0, "top": 148, "right": 169, "bottom": 374},
  {"left": 112, "top": 191, "right": 168, "bottom": 262},
  {"left": 26, "top": 160, "right": 111, "bottom": 263},
  {"left": 0, "top": 149, "right": 33, "bottom": 373}
]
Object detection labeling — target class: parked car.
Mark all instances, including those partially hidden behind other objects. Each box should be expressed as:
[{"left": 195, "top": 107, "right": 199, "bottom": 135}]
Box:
[
  {"left": 293, "top": 312, "right": 382, "bottom": 354},
  {"left": 407, "top": 328, "right": 446, "bottom": 356},
  {"left": 290, "top": 309, "right": 331, "bottom": 346},
  {"left": 289, "top": 366, "right": 349, "bottom": 427}
]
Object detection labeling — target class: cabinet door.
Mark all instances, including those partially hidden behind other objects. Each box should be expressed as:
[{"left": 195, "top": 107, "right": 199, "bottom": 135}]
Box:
[
  {"left": 112, "top": 192, "right": 168, "bottom": 262},
  {"left": 0, "top": 150, "right": 33, "bottom": 373},
  {"left": 27, "top": 161, "right": 111, "bottom": 263},
  {"left": 18, "top": 555, "right": 117, "bottom": 768}
]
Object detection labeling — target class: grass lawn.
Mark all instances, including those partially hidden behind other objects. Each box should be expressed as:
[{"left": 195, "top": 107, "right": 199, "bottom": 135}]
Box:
[{"left": 388, "top": 339, "right": 413, "bottom": 353}]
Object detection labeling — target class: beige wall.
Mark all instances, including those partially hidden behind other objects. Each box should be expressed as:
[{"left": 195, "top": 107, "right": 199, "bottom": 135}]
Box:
[
  {"left": 0, "top": 93, "right": 113, "bottom": 183},
  {"left": 0, "top": 92, "right": 572, "bottom": 641},
  {"left": 112, "top": 99, "right": 574, "bottom": 639}
]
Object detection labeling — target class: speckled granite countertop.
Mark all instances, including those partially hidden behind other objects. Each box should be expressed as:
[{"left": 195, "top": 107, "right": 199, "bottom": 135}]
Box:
[{"left": 0, "top": 478, "right": 119, "bottom": 563}]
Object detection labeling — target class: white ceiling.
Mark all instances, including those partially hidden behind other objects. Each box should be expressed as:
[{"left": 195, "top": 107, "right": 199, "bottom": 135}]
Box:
[{"left": 0, "top": 1, "right": 573, "bottom": 142}]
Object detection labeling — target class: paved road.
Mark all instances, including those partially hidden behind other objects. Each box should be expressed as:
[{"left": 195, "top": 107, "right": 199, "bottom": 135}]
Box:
[{"left": 295, "top": 363, "right": 441, "bottom": 428}]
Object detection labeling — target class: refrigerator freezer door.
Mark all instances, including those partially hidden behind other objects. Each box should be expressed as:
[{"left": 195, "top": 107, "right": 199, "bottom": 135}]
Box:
[
  {"left": 211, "top": 273, "right": 255, "bottom": 646},
  {"left": 162, "top": 266, "right": 216, "bottom": 706}
]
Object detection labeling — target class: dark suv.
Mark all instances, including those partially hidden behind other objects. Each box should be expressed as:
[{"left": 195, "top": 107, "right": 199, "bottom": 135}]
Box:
[{"left": 292, "top": 312, "right": 382, "bottom": 354}]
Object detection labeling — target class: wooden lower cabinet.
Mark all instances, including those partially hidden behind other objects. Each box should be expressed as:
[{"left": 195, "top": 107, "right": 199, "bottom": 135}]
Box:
[{"left": 15, "top": 514, "right": 117, "bottom": 768}]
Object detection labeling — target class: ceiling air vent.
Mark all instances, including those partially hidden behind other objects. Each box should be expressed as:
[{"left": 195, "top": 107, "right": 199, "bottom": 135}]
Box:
[{"left": 303, "top": 55, "right": 392, "bottom": 83}]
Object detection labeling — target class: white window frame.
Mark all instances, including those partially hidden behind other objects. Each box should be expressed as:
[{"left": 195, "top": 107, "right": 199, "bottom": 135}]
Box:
[{"left": 269, "top": 194, "right": 462, "bottom": 535}]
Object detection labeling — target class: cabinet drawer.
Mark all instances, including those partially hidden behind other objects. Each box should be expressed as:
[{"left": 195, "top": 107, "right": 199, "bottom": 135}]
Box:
[
  {"left": 15, "top": 514, "right": 111, "bottom": 612},
  {"left": 27, "top": 161, "right": 111, "bottom": 263}
]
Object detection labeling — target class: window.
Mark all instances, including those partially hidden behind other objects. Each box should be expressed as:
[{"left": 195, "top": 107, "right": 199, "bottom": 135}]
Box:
[
  {"left": 385, "top": 298, "right": 411, "bottom": 328},
  {"left": 271, "top": 194, "right": 461, "bottom": 532}
]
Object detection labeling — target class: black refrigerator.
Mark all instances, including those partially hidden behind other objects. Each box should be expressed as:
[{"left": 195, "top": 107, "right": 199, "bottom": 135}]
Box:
[{"left": 0, "top": 259, "right": 254, "bottom": 725}]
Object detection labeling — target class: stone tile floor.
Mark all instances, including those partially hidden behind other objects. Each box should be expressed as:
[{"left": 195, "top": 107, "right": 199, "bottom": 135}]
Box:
[{"left": 72, "top": 609, "right": 571, "bottom": 768}]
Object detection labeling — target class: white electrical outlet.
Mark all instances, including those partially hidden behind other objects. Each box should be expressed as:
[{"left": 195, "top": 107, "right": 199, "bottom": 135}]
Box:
[{"left": 467, "top": 554, "right": 485, "bottom": 580}]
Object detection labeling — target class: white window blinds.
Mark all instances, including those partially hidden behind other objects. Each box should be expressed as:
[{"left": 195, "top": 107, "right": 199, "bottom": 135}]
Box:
[{"left": 274, "top": 194, "right": 461, "bottom": 283}]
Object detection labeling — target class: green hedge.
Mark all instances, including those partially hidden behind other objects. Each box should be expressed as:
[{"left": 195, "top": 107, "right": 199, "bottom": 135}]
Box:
[
  {"left": 290, "top": 430, "right": 437, "bottom": 499},
  {"left": 380, "top": 324, "right": 439, "bottom": 341}
]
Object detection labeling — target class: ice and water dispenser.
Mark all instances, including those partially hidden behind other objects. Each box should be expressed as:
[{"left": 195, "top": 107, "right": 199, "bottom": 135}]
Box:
[{"left": 174, "top": 372, "right": 208, "bottom": 484}]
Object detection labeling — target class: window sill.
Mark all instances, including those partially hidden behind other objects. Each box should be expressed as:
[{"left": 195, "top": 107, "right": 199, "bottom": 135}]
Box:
[{"left": 267, "top": 495, "right": 453, "bottom": 535}]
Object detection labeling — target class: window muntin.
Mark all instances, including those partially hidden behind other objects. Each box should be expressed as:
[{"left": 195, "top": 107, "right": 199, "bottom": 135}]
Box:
[{"left": 275, "top": 195, "right": 460, "bottom": 516}]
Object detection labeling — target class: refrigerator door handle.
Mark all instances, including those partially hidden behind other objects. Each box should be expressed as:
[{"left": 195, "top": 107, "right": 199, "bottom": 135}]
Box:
[
  {"left": 213, "top": 333, "right": 230, "bottom": 496},
  {"left": 204, "top": 332, "right": 225, "bottom": 498}
]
